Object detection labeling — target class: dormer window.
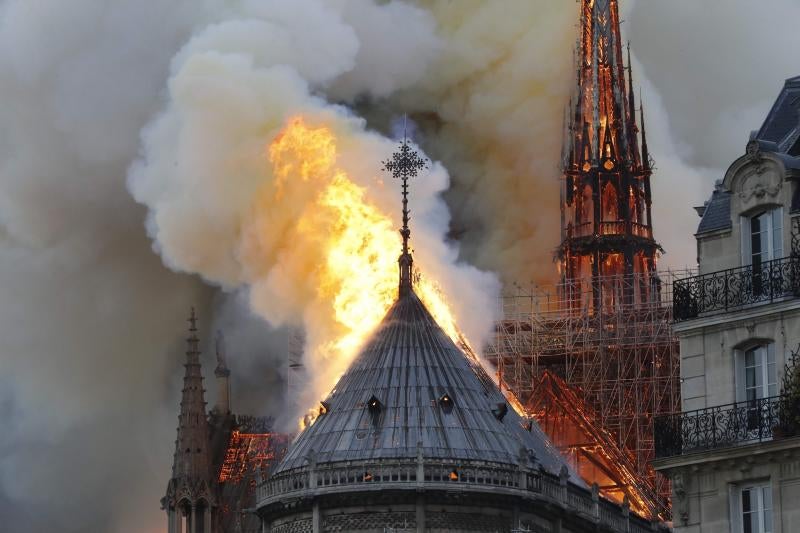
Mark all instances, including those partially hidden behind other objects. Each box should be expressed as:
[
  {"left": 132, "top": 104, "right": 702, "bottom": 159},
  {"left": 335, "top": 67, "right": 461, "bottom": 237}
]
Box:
[
  {"left": 439, "top": 393, "right": 454, "bottom": 414},
  {"left": 367, "top": 395, "right": 382, "bottom": 415}
]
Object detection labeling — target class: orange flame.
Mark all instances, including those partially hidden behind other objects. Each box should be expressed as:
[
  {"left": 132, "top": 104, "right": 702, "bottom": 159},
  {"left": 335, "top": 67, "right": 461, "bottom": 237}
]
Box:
[{"left": 265, "top": 118, "right": 460, "bottom": 428}]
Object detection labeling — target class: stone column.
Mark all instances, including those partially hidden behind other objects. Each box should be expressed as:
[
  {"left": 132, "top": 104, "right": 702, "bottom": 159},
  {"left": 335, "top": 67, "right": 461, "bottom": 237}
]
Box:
[
  {"left": 189, "top": 503, "right": 196, "bottom": 533},
  {"left": 204, "top": 505, "right": 211, "bottom": 533},
  {"left": 174, "top": 508, "right": 183, "bottom": 533},
  {"left": 167, "top": 509, "right": 175, "bottom": 533},
  {"left": 415, "top": 493, "right": 425, "bottom": 533},
  {"left": 312, "top": 499, "right": 321, "bottom": 533}
]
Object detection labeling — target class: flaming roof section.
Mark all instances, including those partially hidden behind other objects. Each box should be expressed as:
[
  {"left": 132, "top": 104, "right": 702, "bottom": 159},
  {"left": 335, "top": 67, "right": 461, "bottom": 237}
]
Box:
[{"left": 218, "top": 431, "right": 289, "bottom": 484}]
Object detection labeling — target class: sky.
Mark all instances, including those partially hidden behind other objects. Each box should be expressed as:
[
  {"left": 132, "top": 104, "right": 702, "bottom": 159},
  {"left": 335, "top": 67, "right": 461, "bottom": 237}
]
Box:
[{"left": 0, "top": 1, "right": 797, "bottom": 532}]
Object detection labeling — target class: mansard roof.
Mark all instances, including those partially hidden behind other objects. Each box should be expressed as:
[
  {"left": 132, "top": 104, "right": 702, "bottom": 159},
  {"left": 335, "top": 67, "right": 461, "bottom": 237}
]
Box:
[
  {"left": 273, "top": 290, "right": 576, "bottom": 478},
  {"left": 696, "top": 184, "right": 732, "bottom": 235},
  {"left": 755, "top": 75, "right": 800, "bottom": 154}
]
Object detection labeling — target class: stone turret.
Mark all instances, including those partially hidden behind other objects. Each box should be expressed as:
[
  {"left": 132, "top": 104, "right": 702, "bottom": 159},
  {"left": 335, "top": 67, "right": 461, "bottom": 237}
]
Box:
[{"left": 163, "top": 308, "right": 216, "bottom": 533}]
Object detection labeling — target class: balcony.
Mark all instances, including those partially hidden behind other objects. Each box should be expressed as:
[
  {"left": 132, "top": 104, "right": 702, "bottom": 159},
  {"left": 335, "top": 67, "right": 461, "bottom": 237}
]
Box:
[
  {"left": 565, "top": 221, "right": 653, "bottom": 239},
  {"left": 672, "top": 255, "right": 800, "bottom": 321},
  {"left": 654, "top": 395, "right": 799, "bottom": 459}
]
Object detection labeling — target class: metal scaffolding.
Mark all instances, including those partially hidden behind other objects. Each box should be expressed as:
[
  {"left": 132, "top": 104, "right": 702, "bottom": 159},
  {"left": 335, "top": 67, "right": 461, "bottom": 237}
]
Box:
[{"left": 486, "top": 270, "right": 688, "bottom": 518}]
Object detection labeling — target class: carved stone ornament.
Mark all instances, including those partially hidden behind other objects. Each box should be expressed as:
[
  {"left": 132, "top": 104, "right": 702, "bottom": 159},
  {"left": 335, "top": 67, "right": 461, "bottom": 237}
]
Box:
[
  {"left": 673, "top": 471, "right": 689, "bottom": 526},
  {"left": 739, "top": 171, "right": 781, "bottom": 202},
  {"left": 743, "top": 139, "right": 770, "bottom": 177}
]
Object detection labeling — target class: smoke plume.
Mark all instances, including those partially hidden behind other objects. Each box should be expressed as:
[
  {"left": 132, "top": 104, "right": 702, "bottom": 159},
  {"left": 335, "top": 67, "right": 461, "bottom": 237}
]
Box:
[{"left": 0, "top": 1, "right": 797, "bottom": 532}]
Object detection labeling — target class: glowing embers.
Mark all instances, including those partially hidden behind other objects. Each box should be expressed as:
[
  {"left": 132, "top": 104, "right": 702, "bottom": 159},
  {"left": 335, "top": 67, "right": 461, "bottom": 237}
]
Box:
[
  {"left": 367, "top": 394, "right": 383, "bottom": 426},
  {"left": 438, "top": 393, "right": 454, "bottom": 414},
  {"left": 449, "top": 469, "right": 459, "bottom": 481},
  {"left": 217, "top": 431, "right": 289, "bottom": 484},
  {"left": 319, "top": 401, "right": 330, "bottom": 416},
  {"left": 367, "top": 395, "right": 382, "bottom": 415}
]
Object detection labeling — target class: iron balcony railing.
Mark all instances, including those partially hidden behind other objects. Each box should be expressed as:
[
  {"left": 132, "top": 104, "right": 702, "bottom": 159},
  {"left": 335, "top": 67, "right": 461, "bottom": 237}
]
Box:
[
  {"left": 654, "top": 395, "right": 797, "bottom": 459},
  {"left": 672, "top": 255, "right": 800, "bottom": 321}
]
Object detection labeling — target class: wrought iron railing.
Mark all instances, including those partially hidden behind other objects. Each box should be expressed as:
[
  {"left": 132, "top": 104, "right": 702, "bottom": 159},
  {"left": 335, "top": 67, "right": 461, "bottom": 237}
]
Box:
[
  {"left": 672, "top": 256, "right": 800, "bottom": 321},
  {"left": 654, "top": 395, "right": 797, "bottom": 458}
]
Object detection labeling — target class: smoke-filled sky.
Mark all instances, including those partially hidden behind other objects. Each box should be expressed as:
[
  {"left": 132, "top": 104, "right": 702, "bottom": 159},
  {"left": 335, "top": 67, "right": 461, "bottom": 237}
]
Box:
[{"left": 0, "top": 1, "right": 798, "bottom": 532}]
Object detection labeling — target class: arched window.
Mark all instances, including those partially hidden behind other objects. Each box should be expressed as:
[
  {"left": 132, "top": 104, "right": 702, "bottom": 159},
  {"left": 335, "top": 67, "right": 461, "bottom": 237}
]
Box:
[{"left": 602, "top": 182, "right": 618, "bottom": 221}]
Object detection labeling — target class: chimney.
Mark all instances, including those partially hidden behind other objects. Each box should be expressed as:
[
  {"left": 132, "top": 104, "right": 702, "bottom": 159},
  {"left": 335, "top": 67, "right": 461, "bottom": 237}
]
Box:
[{"left": 214, "top": 331, "right": 231, "bottom": 415}]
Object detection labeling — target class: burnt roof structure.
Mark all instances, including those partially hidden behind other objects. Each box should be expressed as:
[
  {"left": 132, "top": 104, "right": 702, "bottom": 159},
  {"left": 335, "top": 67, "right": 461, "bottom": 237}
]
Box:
[{"left": 256, "top": 137, "right": 664, "bottom": 533}]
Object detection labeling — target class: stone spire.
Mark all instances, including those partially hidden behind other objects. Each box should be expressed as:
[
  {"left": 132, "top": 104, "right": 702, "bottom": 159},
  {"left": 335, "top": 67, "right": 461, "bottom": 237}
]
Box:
[
  {"left": 163, "top": 308, "right": 215, "bottom": 533},
  {"left": 171, "top": 307, "right": 211, "bottom": 480}
]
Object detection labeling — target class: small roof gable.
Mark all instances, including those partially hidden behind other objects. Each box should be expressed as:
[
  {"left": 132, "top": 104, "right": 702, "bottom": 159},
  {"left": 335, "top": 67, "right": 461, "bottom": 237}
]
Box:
[
  {"left": 696, "top": 186, "right": 732, "bottom": 235},
  {"left": 274, "top": 290, "right": 576, "bottom": 479}
]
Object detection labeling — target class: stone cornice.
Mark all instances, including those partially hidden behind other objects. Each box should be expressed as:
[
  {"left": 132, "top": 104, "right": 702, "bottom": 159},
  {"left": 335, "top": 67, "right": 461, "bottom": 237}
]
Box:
[
  {"left": 673, "top": 298, "right": 800, "bottom": 334},
  {"left": 652, "top": 436, "right": 800, "bottom": 473}
]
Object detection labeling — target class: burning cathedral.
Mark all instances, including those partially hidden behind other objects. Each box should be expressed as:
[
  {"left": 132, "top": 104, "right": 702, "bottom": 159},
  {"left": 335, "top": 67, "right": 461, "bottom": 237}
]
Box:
[{"left": 162, "top": 1, "right": 675, "bottom": 531}]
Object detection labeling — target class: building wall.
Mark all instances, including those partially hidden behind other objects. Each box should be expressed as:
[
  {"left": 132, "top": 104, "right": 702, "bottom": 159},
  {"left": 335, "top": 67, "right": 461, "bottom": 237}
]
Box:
[
  {"left": 659, "top": 144, "right": 800, "bottom": 533},
  {"left": 668, "top": 442, "right": 800, "bottom": 533},
  {"left": 677, "top": 304, "right": 800, "bottom": 411}
]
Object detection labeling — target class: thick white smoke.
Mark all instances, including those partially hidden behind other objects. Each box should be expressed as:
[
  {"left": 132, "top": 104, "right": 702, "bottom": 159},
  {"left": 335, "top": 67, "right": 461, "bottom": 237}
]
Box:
[{"left": 0, "top": 1, "right": 797, "bottom": 532}]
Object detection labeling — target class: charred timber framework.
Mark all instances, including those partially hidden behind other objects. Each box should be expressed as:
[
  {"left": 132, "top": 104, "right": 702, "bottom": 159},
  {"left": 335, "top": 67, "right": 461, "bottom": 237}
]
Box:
[
  {"left": 560, "top": 0, "right": 660, "bottom": 313},
  {"left": 487, "top": 272, "right": 682, "bottom": 519},
  {"left": 485, "top": 0, "right": 677, "bottom": 520}
]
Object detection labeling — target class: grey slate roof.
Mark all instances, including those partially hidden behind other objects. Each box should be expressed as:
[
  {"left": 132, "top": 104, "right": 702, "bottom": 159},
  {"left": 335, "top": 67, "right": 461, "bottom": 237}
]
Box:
[
  {"left": 274, "top": 289, "right": 576, "bottom": 479},
  {"left": 756, "top": 75, "right": 800, "bottom": 152},
  {"left": 696, "top": 187, "right": 732, "bottom": 235}
]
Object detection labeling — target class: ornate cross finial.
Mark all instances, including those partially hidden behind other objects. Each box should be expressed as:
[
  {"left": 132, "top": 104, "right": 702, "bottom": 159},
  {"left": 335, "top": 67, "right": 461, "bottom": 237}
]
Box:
[
  {"left": 188, "top": 306, "right": 198, "bottom": 333},
  {"left": 382, "top": 116, "right": 428, "bottom": 296},
  {"left": 186, "top": 306, "right": 200, "bottom": 357}
]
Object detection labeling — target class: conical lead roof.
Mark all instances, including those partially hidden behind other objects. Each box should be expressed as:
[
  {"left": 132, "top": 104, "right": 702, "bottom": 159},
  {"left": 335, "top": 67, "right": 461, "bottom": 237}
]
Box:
[{"left": 275, "top": 289, "right": 575, "bottom": 477}]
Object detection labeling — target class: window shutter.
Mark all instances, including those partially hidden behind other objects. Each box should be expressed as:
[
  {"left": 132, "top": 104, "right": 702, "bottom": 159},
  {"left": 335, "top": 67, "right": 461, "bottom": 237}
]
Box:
[
  {"left": 741, "top": 215, "right": 752, "bottom": 266},
  {"left": 735, "top": 349, "right": 746, "bottom": 403},
  {"left": 772, "top": 207, "right": 783, "bottom": 259},
  {"left": 767, "top": 343, "right": 777, "bottom": 397}
]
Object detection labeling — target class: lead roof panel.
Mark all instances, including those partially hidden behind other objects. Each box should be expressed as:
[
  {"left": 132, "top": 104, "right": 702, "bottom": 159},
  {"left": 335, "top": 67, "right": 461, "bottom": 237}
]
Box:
[{"left": 273, "top": 290, "right": 577, "bottom": 481}]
